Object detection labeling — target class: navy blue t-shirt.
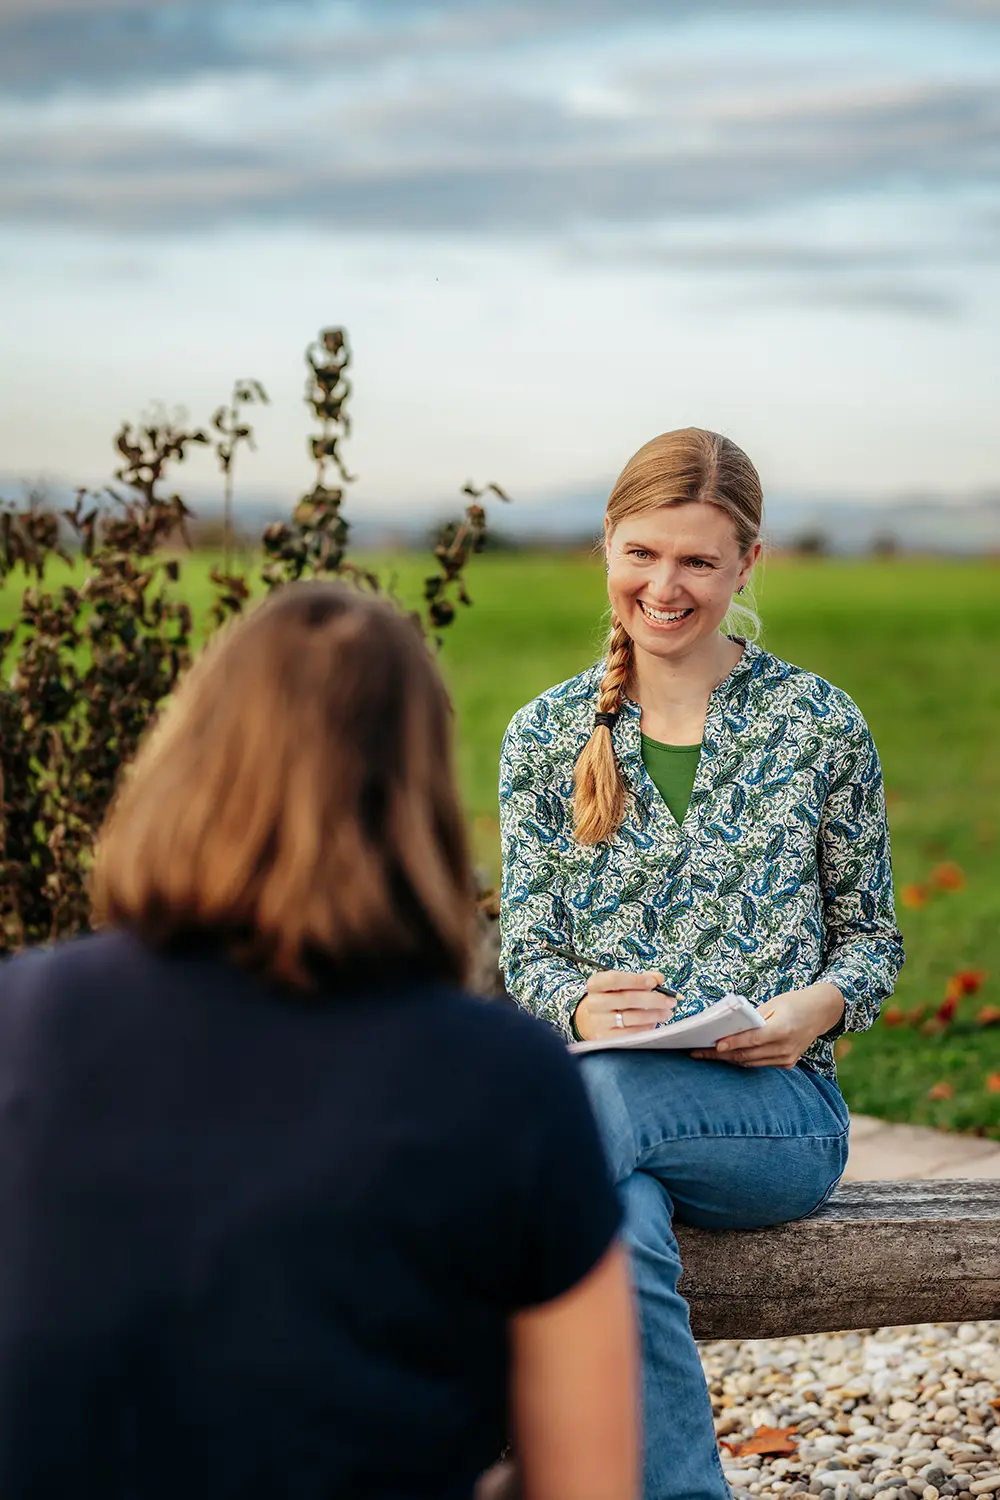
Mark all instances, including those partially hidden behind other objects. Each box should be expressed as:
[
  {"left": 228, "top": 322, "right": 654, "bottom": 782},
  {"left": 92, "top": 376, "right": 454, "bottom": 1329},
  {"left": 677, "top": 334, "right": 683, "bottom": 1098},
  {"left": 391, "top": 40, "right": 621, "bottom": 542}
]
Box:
[{"left": 0, "top": 931, "right": 620, "bottom": 1500}]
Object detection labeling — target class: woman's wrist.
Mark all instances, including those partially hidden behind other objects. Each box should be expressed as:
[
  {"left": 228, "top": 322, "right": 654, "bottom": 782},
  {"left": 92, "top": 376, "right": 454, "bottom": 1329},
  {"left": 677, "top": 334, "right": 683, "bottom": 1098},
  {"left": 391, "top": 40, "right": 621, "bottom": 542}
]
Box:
[
  {"left": 804, "top": 981, "right": 846, "bottom": 1036},
  {"left": 570, "top": 997, "right": 586, "bottom": 1042}
]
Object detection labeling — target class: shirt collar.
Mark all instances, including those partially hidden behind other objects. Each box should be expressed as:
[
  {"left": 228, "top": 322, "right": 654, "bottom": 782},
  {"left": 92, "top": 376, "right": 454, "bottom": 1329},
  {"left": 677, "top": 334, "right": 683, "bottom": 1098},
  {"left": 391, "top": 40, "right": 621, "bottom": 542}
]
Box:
[{"left": 611, "top": 637, "right": 764, "bottom": 721}]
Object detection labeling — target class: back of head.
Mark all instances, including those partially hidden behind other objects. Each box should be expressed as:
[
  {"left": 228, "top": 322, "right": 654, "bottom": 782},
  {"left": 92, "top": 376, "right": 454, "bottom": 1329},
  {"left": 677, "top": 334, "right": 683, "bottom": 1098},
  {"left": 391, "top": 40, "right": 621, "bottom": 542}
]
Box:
[
  {"left": 573, "top": 428, "right": 763, "bottom": 846},
  {"left": 92, "top": 581, "right": 474, "bottom": 989}
]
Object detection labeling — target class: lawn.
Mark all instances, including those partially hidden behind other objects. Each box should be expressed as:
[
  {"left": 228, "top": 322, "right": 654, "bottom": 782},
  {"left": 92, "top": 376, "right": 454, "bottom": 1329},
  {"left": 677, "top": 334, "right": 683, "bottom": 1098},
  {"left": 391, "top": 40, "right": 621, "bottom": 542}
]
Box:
[{"left": 3, "top": 548, "right": 999, "bottom": 1133}]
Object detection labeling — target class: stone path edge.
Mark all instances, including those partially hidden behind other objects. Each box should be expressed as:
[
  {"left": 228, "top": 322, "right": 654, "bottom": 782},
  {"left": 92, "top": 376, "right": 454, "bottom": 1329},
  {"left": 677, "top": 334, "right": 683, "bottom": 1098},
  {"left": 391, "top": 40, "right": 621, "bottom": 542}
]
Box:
[{"left": 846, "top": 1115, "right": 1000, "bottom": 1182}]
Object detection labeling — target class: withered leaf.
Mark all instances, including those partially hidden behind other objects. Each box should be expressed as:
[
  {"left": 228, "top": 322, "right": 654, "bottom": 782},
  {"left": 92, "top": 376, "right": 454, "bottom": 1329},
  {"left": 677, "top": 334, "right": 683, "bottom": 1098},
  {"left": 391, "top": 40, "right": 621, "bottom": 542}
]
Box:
[{"left": 720, "top": 1426, "right": 799, "bottom": 1458}]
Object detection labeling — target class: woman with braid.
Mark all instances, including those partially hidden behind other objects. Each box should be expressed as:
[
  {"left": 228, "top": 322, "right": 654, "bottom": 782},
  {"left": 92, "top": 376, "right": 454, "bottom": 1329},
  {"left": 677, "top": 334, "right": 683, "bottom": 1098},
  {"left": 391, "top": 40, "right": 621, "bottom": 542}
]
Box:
[{"left": 499, "top": 429, "right": 903, "bottom": 1500}]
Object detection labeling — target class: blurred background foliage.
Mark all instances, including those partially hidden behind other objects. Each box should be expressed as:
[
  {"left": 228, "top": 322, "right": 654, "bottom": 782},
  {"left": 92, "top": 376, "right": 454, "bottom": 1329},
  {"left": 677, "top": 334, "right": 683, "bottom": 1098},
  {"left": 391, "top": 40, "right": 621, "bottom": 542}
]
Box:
[{"left": 0, "top": 327, "right": 503, "bottom": 958}]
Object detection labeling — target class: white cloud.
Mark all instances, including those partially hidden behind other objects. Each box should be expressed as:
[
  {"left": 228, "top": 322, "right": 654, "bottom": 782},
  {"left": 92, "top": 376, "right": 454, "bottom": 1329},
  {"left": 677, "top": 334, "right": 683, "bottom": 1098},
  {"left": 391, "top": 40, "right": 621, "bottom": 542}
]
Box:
[{"left": 0, "top": 0, "right": 998, "bottom": 500}]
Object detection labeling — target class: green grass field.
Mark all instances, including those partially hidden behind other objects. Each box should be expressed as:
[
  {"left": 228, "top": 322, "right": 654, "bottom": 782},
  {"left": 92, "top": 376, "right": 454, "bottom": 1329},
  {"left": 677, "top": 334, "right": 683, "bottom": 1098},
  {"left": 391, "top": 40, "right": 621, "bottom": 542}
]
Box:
[{"left": 3, "top": 549, "right": 999, "bottom": 1133}]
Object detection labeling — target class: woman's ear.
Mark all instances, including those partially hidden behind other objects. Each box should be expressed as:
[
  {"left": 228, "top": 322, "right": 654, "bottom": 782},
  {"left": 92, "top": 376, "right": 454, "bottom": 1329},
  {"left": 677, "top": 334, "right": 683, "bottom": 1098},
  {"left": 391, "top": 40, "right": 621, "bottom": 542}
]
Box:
[{"left": 738, "top": 539, "right": 763, "bottom": 588}]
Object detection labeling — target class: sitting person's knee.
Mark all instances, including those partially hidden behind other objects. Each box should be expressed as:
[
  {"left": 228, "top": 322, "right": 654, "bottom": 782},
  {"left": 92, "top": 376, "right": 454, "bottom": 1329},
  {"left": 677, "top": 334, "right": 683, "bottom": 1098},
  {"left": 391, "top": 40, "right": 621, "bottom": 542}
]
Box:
[{"left": 576, "top": 1054, "right": 637, "bottom": 1179}]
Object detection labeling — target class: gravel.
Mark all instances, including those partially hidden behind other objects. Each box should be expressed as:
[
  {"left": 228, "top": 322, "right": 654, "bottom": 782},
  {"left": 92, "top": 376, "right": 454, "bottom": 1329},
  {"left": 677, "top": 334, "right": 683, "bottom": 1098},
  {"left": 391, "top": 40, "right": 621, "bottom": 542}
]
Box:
[{"left": 701, "top": 1323, "right": 1000, "bottom": 1500}]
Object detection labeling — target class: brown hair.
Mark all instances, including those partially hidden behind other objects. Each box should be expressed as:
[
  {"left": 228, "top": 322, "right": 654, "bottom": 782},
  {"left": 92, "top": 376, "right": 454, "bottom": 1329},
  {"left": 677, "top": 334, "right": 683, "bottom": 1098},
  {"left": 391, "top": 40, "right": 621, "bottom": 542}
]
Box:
[
  {"left": 573, "top": 428, "right": 763, "bottom": 845},
  {"left": 92, "top": 581, "right": 474, "bottom": 989}
]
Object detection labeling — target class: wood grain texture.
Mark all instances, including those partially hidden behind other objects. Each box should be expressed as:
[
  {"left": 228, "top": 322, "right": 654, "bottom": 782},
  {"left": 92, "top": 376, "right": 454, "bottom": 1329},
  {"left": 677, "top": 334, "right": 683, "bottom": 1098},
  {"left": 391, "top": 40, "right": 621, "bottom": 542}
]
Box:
[{"left": 677, "top": 1180, "right": 1000, "bottom": 1340}]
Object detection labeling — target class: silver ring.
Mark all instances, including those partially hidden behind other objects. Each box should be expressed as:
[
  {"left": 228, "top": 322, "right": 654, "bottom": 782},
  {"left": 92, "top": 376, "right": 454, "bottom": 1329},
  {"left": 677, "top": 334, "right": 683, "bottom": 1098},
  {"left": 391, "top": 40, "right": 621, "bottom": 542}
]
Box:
[{"left": 614, "top": 1010, "right": 624, "bottom": 1029}]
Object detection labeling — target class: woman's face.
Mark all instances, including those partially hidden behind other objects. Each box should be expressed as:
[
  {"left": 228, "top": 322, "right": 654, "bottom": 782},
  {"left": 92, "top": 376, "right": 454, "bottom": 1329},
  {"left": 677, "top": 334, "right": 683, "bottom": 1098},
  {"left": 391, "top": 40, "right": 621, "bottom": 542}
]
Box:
[{"left": 605, "top": 502, "right": 760, "bottom": 661}]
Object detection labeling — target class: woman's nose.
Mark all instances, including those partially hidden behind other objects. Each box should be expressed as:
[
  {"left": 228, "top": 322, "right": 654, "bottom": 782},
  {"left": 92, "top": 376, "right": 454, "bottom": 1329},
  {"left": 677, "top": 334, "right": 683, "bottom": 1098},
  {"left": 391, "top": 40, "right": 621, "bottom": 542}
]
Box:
[{"left": 650, "top": 560, "right": 683, "bottom": 597}]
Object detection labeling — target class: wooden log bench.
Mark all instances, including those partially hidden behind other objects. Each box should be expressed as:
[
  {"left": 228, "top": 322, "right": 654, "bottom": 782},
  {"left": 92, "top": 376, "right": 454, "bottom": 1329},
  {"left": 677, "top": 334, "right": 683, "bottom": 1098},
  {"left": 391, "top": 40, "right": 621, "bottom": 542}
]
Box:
[
  {"left": 678, "top": 1179, "right": 1000, "bottom": 1341},
  {"left": 477, "top": 1181, "right": 1000, "bottom": 1500}
]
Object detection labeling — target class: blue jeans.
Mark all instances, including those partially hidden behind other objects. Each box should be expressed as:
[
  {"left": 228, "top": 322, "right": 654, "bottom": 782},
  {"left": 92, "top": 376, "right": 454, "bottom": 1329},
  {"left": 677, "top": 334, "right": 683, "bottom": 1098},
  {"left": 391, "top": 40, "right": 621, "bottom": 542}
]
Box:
[{"left": 577, "top": 1051, "right": 850, "bottom": 1500}]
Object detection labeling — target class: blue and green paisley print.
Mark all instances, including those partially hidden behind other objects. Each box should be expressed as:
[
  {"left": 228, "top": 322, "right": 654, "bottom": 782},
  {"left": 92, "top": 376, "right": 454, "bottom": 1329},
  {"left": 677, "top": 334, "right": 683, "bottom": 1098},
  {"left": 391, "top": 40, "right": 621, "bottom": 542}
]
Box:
[{"left": 498, "top": 641, "right": 903, "bottom": 1078}]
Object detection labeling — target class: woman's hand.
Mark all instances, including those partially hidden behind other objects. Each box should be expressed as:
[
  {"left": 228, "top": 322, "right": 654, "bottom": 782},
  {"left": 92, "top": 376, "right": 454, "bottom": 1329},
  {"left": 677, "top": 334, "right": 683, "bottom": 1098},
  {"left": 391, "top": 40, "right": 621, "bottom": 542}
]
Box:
[
  {"left": 573, "top": 970, "right": 677, "bottom": 1043},
  {"left": 689, "top": 983, "right": 845, "bottom": 1069}
]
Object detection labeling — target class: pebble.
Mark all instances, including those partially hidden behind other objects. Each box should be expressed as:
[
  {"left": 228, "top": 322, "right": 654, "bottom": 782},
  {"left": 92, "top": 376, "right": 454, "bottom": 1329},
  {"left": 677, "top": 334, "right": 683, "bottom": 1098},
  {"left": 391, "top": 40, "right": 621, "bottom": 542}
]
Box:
[{"left": 704, "top": 1323, "right": 1000, "bottom": 1500}]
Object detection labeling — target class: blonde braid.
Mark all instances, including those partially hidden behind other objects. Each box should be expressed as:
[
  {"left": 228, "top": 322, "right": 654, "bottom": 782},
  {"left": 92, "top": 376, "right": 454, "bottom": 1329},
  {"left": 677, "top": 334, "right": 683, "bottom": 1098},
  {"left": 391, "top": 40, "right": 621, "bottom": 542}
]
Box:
[{"left": 572, "top": 616, "right": 633, "bottom": 844}]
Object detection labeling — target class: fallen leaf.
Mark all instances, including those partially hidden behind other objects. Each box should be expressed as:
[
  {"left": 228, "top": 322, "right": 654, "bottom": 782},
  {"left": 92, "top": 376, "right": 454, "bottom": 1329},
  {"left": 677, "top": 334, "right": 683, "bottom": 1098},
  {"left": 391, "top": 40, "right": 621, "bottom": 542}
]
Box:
[
  {"left": 931, "top": 861, "right": 966, "bottom": 892},
  {"left": 928, "top": 1081, "right": 955, "bottom": 1100},
  {"left": 990, "top": 1397, "right": 1000, "bottom": 1410},
  {"left": 986, "top": 1074, "right": 1000, "bottom": 1095},
  {"left": 901, "top": 884, "right": 929, "bottom": 909},
  {"left": 720, "top": 1426, "right": 799, "bottom": 1458},
  {"left": 976, "top": 1006, "right": 1000, "bottom": 1028},
  {"left": 882, "top": 1006, "right": 905, "bottom": 1027}
]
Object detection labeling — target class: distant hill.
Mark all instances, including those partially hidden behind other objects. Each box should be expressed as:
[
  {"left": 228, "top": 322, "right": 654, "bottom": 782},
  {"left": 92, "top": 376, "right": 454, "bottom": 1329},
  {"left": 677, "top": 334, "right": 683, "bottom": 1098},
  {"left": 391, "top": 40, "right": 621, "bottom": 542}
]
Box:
[
  {"left": 3, "top": 473, "right": 998, "bottom": 555},
  {"left": 362, "top": 486, "right": 1000, "bottom": 555}
]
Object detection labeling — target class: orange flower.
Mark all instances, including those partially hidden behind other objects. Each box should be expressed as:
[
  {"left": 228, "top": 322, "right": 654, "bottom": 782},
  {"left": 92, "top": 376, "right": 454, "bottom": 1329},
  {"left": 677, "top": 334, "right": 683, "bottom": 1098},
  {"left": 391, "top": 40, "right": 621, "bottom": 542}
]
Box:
[
  {"left": 986, "top": 1074, "right": 1000, "bottom": 1095},
  {"left": 882, "top": 1006, "right": 905, "bottom": 1027},
  {"left": 940, "top": 970, "right": 987, "bottom": 1015},
  {"left": 834, "top": 1037, "right": 853, "bottom": 1061},
  {"left": 928, "top": 1081, "right": 954, "bottom": 1101},
  {"left": 976, "top": 1006, "right": 1000, "bottom": 1028},
  {"left": 931, "top": 861, "right": 966, "bottom": 892},
  {"left": 907, "top": 1005, "right": 928, "bottom": 1028},
  {"left": 901, "top": 884, "right": 929, "bottom": 909}
]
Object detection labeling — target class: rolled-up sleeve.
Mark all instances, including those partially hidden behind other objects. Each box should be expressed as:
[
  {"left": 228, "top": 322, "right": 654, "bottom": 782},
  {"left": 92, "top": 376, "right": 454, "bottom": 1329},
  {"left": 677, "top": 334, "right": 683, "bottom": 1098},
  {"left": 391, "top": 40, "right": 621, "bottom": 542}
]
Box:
[
  {"left": 816, "top": 718, "right": 904, "bottom": 1033},
  {"left": 498, "top": 714, "right": 587, "bottom": 1039}
]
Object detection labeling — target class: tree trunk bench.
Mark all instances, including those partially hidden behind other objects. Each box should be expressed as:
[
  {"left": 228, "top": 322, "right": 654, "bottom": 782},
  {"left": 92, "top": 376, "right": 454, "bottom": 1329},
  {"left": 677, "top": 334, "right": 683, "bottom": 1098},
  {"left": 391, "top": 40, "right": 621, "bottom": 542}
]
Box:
[
  {"left": 677, "top": 1179, "right": 1000, "bottom": 1341},
  {"left": 476, "top": 1181, "right": 1000, "bottom": 1500}
]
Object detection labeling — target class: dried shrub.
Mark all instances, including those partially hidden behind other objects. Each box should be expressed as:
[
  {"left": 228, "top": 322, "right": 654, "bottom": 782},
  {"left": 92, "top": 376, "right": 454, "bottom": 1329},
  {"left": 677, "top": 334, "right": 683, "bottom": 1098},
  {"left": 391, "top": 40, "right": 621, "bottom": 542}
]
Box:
[{"left": 0, "top": 328, "right": 505, "bottom": 961}]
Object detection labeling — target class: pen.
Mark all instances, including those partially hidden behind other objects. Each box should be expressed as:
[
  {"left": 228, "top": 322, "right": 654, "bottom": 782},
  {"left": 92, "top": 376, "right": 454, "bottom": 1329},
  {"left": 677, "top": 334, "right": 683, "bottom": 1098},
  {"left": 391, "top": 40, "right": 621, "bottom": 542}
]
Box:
[{"left": 544, "top": 944, "right": 681, "bottom": 1000}]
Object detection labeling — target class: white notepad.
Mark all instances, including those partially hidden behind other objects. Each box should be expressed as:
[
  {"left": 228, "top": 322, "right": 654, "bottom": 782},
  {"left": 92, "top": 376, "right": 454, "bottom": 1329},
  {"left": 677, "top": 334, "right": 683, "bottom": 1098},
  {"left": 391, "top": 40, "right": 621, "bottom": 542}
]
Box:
[{"left": 568, "top": 993, "right": 764, "bottom": 1055}]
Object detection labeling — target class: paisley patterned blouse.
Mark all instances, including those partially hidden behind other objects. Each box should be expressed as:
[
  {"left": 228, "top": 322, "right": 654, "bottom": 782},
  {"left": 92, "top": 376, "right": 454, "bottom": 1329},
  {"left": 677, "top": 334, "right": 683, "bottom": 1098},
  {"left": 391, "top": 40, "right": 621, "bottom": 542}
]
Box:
[{"left": 498, "top": 641, "right": 903, "bottom": 1079}]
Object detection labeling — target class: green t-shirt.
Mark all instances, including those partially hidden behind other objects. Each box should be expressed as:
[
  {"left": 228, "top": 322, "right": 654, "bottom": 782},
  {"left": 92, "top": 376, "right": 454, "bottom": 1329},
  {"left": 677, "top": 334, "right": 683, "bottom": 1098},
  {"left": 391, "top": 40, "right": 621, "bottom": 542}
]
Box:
[{"left": 640, "top": 735, "right": 702, "bottom": 827}]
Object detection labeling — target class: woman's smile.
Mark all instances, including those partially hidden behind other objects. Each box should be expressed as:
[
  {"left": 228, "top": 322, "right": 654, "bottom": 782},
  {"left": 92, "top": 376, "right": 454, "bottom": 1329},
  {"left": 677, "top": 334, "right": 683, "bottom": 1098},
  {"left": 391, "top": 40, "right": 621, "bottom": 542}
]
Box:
[{"left": 636, "top": 600, "right": 694, "bottom": 629}]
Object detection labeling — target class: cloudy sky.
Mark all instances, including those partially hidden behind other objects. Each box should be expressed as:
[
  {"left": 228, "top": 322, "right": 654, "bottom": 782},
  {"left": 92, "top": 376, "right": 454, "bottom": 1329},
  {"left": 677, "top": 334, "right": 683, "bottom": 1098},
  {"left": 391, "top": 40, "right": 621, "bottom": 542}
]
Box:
[{"left": 1, "top": 0, "right": 999, "bottom": 517}]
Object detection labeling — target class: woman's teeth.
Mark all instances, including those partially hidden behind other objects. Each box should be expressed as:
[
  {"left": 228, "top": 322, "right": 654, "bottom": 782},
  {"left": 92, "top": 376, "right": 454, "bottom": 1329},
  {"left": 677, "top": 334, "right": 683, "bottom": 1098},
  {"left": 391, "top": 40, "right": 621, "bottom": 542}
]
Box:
[{"left": 638, "top": 602, "right": 692, "bottom": 623}]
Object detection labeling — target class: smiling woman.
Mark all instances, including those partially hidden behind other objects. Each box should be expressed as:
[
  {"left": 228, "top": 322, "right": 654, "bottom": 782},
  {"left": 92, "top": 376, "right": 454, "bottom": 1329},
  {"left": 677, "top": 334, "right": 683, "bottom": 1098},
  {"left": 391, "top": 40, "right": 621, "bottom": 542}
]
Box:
[
  {"left": 498, "top": 427, "right": 904, "bottom": 1500},
  {"left": 578, "top": 430, "right": 764, "bottom": 842}
]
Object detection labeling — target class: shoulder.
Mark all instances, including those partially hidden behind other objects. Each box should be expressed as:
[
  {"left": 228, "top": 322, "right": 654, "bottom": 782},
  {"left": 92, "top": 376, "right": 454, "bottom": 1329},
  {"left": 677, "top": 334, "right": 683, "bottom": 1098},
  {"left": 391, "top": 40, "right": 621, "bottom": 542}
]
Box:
[
  {"left": 745, "top": 644, "right": 875, "bottom": 747},
  {"left": 0, "top": 930, "right": 148, "bottom": 1060},
  {"left": 501, "top": 663, "right": 603, "bottom": 759},
  {"left": 417, "top": 992, "right": 621, "bottom": 1304},
  {"left": 436, "top": 988, "right": 577, "bottom": 1077},
  {"left": 423, "top": 989, "right": 589, "bottom": 1117},
  {"left": 0, "top": 929, "right": 144, "bottom": 998}
]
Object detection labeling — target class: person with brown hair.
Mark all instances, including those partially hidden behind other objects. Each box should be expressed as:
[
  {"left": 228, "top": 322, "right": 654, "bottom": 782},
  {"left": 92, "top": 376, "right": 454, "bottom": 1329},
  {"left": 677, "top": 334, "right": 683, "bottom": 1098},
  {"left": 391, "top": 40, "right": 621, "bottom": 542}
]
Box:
[
  {"left": 0, "top": 581, "right": 638, "bottom": 1500},
  {"left": 499, "top": 430, "right": 903, "bottom": 1500}
]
